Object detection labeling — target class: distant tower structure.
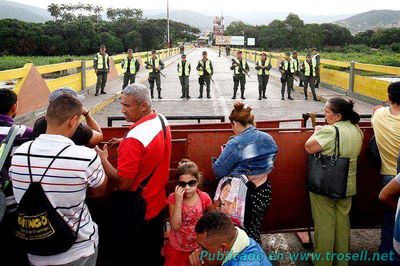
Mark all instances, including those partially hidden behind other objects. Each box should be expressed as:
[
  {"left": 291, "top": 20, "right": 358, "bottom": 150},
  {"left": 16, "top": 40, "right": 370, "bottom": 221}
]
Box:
[{"left": 213, "top": 12, "right": 225, "bottom": 45}]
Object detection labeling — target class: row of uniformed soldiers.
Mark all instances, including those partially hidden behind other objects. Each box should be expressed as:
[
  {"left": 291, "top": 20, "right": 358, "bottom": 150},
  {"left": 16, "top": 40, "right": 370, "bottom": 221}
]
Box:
[
  {"left": 93, "top": 45, "right": 321, "bottom": 100},
  {"left": 279, "top": 49, "right": 320, "bottom": 101}
]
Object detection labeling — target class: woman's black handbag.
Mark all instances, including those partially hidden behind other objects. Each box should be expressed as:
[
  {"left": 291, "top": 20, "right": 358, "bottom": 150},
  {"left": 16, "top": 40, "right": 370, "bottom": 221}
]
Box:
[{"left": 306, "top": 126, "right": 350, "bottom": 200}]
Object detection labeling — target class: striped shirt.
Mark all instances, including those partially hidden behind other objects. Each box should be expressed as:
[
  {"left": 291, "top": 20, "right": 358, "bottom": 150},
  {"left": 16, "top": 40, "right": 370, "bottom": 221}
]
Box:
[{"left": 9, "top": 134, "right": 105, "bottom": 265}]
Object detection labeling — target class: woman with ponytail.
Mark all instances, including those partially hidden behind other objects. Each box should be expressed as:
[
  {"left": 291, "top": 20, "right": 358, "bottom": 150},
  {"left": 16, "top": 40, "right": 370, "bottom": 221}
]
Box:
[
  {"left": 212, "top": 102, "right": 278, "bottom": 244},
  {"left": 305, "top": 97, "right": 364, "bottom": 266}
]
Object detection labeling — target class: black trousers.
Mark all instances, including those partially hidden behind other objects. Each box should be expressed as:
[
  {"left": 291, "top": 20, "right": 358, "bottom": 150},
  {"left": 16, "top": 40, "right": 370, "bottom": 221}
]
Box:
[
  {"left": 198, "top": 75, "right": 211, "bottom": 96},
  {"left": 149, "top": 74, "right": 162, "bottom": 95},
  {"left": 257, "top": 75, "right": 269, "bottom": 97},
  {"left": 122, "top": 73, "right": 136, "bottom": 91},
  {"left": 315, "top": 67, "right": 320, "bottom": 85},
  {"left": 112, "top": 210, "right": 165, "bottom": 265},
  {"left": 304, "top": 76, "right": 317, "bottom": 99},
  {"left": 96, "top": 71, "right": 108, "bottom": 92},
  {"left": 179, "top": 75, "right": 190, "bottom": 96},
  {"left": 233, "top": 75, "right": 246, "bottom": 97},
  {"left": 295, "top": 71, "right": 303, "bottom": 86},
  {"left": 281, "top": 75, "right": 294, "bottom": 97},
  {"left": 244, "top": 180, "right": 272, "bottom": 245}
]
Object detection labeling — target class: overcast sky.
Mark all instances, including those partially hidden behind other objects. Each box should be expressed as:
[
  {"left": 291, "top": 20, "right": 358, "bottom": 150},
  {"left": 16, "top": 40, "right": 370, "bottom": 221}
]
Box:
[{"left": 12, "top": 0, "right": 400, "bottom": 16}]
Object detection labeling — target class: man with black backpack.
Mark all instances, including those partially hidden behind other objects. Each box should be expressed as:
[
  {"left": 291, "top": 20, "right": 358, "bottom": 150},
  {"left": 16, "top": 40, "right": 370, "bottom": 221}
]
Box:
[
  {"left": 0, "top": 88, "right": 32, "bottom": 266},
  {"left": 96, "top": 83, "right": 172, "bottom": 265},
  {"left": 9, "top": 94, "right": 107, "bottom": 266}
]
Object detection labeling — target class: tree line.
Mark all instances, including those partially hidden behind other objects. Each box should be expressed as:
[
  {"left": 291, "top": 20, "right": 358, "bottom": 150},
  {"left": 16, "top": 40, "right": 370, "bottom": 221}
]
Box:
[
  {"left": 0, "top": 5, "right": 200, "bottom": 56},
  {"left": 223, "top": 13, "right": 400, "bottom": 52}
]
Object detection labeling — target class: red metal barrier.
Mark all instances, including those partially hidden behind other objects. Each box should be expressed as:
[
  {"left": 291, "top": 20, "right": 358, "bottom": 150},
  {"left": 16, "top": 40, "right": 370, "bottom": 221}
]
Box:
[{"left": 99, "top": 121, "right": 382, "bottom": 233}]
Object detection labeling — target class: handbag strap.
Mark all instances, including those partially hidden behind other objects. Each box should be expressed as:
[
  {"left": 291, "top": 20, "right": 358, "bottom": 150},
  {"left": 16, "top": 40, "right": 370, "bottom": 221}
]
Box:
[
  {"left": 333, "top": 126, "right": 340, "bottom": 158},
  {"left": 136, "top": 114, "right": 167, "bottom": 194}
]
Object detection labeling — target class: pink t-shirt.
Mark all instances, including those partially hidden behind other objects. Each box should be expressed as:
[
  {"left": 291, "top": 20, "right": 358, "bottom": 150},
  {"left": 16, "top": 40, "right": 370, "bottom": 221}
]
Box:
[{"left": 167, "top": 189, "right": 212, "bottom": 252}]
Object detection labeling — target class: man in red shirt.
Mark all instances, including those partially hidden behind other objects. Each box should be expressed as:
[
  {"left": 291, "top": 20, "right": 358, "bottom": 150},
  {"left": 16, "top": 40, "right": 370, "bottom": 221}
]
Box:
[{"left": 96, "top": 83, "right": 172, "bottom": 265}]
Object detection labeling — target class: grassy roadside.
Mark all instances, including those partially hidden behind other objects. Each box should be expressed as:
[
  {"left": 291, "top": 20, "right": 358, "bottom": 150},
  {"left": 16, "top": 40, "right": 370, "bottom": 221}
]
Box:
[{"left": 0, "top": 55, "right": 93, "bottom": 71}]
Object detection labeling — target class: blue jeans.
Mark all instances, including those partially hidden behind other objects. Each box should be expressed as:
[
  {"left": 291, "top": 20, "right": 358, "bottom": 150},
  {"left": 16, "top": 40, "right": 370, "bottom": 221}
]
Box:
[{"left": 380, "top": 175, "right": 397, "bottom": 264}]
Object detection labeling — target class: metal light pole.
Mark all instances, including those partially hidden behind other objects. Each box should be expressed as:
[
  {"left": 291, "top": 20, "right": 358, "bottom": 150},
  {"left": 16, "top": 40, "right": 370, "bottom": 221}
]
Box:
[{"left": 167, "top": 0, "right": 170, "bottom": 48}]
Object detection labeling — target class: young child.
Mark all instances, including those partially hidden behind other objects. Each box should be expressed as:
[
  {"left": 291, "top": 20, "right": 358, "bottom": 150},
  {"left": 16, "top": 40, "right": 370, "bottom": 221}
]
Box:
[{"left": 164, "top": 159, "right": 214, "bottom": 266}]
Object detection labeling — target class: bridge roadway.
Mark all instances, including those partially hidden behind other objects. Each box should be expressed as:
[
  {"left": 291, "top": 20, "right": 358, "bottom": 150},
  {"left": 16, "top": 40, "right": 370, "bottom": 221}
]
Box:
[
  {"left": 91, "top": 48, "right": 375, "bottom": 127},
  {"left": 88, "top": 48, "right": 381, "bottom": 265}
]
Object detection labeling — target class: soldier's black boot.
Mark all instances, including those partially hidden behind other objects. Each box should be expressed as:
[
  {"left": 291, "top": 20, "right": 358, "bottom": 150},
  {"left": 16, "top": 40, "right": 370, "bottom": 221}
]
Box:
[
  {"left": 101, "top": 90, "right": 106, "bottom": 94},
  {"left": 150, "top": 89, "right": 154, "bottom": 99},
  {"left": 288, "top": 94, "right": 294, "bottom": 100},
  {"left": 262, "top": 89, "right": 267, "bottom": 99},
  {"left": 180, "top": 94, "right": 185, "bottom": 99},
  {"left": 281, "top": 94, "right": 284, "bottom": 100},
  {"left": 232, "top": 88, "right": 237, "bottom": 99},
  {"left": 158, "top": 91, "right": 162, "bottom": 99},
  {"left": 315, "top": 82, "right": 319, "bottom": 88},
  {"left": 240, "top": 89, "right": 245, "bottom": 100},
  {"left": 95, "top": 90, "right": 99, "bottom": 96},
  {"left": 198, "top": 87, "right": 203, "bottom": 98}
]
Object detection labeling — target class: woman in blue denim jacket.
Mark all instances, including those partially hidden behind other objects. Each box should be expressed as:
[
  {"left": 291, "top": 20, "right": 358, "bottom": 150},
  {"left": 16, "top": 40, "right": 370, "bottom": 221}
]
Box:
[{"left": 212, "top": 102, "right": 278, "bottom": 244}]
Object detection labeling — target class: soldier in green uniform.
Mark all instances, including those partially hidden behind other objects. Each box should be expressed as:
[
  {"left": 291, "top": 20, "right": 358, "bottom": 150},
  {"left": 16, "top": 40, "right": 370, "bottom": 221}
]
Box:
[
  {"left": 177, "top": 54, "right": 191, "bottom": 99},
  {"left": 301, "top": 54, "right": 319, "bottom": 101},
  {"left": 226, "top": 46, "right": 231, "bottom": 56},
  {"left": 196, "top": 51, "right": 214, "bottom": 99},
  {"left": 292, "top": 51, "right": 303, "bottom": 87},
  {"left": 279, "top": 52, "right": 296, "bottom": 100},
  {"left": 146, "top": 50, "right": 165, "bottom": 99},
  {"left": 93, "top": 44, "right": 110, "bottom": 96},
  {"left": 230, "top": 50, "right": 250, "bottom": 100},
  {"left": 311, "top": 48, "right": 321, "bottom": 88},
  {"left": 255, "top": 52, "right": 272, "bottom": 100},
  {"left": 121, "top": 49, "right": 140, "bottom": 91}
]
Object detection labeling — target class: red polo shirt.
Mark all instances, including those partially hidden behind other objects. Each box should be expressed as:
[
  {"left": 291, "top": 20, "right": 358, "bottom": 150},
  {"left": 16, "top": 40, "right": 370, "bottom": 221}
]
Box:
[{"left": 117, "top": 112, "right": 172, "bottom": 220}]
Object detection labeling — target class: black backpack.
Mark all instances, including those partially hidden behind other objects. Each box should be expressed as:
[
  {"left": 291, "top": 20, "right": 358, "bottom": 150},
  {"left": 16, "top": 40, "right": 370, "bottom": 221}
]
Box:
[{"left": 15, "top": 142, "right": 84, "bottom": 256}]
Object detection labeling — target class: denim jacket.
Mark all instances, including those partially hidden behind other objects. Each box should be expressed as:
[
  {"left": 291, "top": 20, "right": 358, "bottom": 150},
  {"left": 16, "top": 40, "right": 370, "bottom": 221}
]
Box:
[{"left": 212, "top": 126, "right": 278, "bottom": 179}]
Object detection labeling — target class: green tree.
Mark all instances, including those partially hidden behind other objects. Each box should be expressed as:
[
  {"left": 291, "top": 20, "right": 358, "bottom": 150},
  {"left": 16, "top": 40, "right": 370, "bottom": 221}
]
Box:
[
  {"left": 106, "top": 8, "right": 117, "bottom": 21},
  {"left": 321, "top": 23, "right": 353, "bottom": 46},
  {"left": 47, "top": 4, "right": 61, "bottom": 21}
]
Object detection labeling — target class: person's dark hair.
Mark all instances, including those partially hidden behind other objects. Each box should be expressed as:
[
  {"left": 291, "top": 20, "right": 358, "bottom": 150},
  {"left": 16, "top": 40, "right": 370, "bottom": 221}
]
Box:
[
  {"left": 229, "top": 102, "right": 255, "bottom": 126},
  {"left": 0, "top": 89, "right": 17, "bottom": 115},
  {"left": 237, "top": 51, "right": 242, "bottom": 54},
  {"left": 220, "top": 179, "right": 232, "bottom": 191},
  {"left": 306, "top": 53, "right": 311, "bottom": 58},
  {"left": 46, "top": 94, "right": 82, "bottom": 126},
  {"left": 285, "top": 52, "right": 291, "bottom": 56},
  {"left": 195, "top": 211, "right": 236, "bottom": 241},
  {"left": 387, "top": 81, "right": 400, "bottom": 105},
  {"left": 175, "top": 159, "right": 202, "bottom": 182},
  {"left": 327, "top": 97, "right": 360, "bottom": 124}
]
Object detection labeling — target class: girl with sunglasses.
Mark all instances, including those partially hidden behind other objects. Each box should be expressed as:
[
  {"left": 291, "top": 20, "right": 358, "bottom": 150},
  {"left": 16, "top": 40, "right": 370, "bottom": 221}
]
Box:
[{"left": 164, "top": 159, "right": 215, "bottom": 266}]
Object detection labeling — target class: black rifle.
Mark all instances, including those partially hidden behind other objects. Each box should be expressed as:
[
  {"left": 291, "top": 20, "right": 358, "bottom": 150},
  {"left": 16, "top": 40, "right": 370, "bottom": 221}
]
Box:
[
  {"left": 198, "top": 61, "right": 214, "bottom": 83},
  {"left": 232, "top": 59, "right": 250, "bottom": 78},
  {"left": 145, "top": 61, "right": 166, "bottom": 78}
]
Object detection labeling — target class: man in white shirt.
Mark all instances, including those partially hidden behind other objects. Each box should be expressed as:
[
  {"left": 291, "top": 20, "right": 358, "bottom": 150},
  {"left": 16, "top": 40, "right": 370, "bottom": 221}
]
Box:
[{"left": 10, "top": 94, "right": 107, "bottom": 266}]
